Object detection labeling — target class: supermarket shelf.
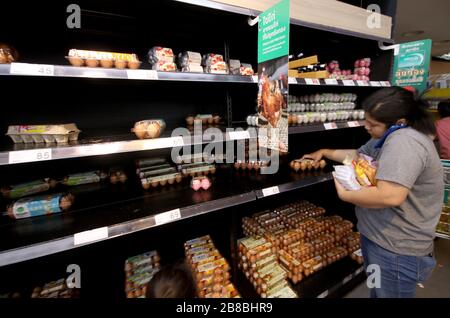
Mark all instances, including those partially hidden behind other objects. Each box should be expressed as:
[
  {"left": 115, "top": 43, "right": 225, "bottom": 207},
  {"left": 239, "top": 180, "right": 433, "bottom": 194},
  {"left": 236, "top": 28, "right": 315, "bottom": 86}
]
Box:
[
  {"left": 237, "top": 257, "right": 365, "bottom": 298},
  {"left": 0, "top": 121, "right": 365, "bottom": 165},
  {"left": 0, "top": 63, "right": 255, "bottom": 83},
  {"left": 0, "top": 164, "right": 335, "bottom": 266},
  {"left": 0, "top": 64, "right": 390, "bottom": 88},
  {"left": 176, "top": 0, "right": 394, "bottom": 43},
  {"left": 0, "top": 168, "right": 256, "bottom": 266},
  {"left": 0, "top": 128, "right": 257, "bottom": 166},
  {"left": 289, "top": 120, "right": 366, "bottom": 134},
  {"left": 436, "top": 232, "right": 450, "bottom": 240}
]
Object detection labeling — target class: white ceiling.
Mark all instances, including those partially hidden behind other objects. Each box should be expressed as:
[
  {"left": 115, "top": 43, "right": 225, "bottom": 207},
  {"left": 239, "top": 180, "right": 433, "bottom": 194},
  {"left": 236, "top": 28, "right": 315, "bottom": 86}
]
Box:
[{"left": 394, "top": 0, "right": 450, "bottom": 56}]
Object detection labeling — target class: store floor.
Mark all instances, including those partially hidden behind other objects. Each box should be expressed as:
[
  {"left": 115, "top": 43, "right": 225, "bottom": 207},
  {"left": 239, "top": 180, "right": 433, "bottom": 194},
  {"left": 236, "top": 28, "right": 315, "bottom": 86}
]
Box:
[{"left": 344, "top": 238, "right": 450, "bottom": 298}]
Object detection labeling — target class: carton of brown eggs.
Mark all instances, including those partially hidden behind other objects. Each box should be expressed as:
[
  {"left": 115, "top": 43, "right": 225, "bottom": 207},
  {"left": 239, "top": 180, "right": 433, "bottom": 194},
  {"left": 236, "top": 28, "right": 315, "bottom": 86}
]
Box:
[{"left": 289, "top": 159, "right": 326, "bottom": 172}]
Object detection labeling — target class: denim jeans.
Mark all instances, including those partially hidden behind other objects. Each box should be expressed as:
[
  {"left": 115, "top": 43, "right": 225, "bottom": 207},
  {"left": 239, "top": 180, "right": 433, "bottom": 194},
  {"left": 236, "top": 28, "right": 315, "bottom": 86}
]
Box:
[{"left": 360, "top": 235, "right": 436, "bottom": 298}]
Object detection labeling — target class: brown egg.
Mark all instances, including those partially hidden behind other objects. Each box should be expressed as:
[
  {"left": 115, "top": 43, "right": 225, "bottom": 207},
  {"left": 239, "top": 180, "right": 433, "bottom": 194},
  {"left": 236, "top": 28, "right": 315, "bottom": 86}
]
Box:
[
  {"left": 146, "top": 122, "right": 161, "bottom": 139},
  {"left": 160, "top": 180, "right": 167, "bottom": 186},
  {"left": 151, "top": 181, "right": 159, "bottom": 188},
  {"left": 207, "top": 117, "right": 214, "bottom": 125},
  {"left": 319, "top": 159, "right": 326, "bottom": 169},
  {"left": 294, "top": 161, "right": 301, "bottom": 172},
  {"left": 142, "top": 182, "right": 150, "bottom": 190},
  {"left": 100, "top": 59, "right": 113, "bottom": 68},
  {"left": 210, "top": 167, "right": 216, "bottom": 174},
  {"left": 175, "top": 175, "right": 183, "bottom": 183},
  {"left": 213, "top": 116, "right": 221, "bottom": 124},
  {"left": 300, "top": 161, "right": 307, "bottom": 171},
  {"left": 128, "top": 60, "right": 141, "bottom": 69},
  {"left": 133, "top": 122, "right": 147, "bottom": 139},
  {"left": 186, "top": 116, "right": 194, "bottom": 126},
  {"left": 312, "top": 161, "right": 320, "bottom": 170},
  {"left": 115, "top": 60, "right": 127, "bottom": 69},
  {"left": 68, "top": 57, "right": 84, "bottom": 67},
  {"left": 110, "top": 174, "right": 118, "bottom": 184},
  {"left": 85, "top": 59, "right": 99, "bottom": 68},
  {"left": 119, "top": 173, "right": 128, "bottom": 183},
  {"left": 306, "top": 161, "right": 313, "bottom": 170},
  {"left": 167, "top": 177, "right": 175, "bottom": 185}
]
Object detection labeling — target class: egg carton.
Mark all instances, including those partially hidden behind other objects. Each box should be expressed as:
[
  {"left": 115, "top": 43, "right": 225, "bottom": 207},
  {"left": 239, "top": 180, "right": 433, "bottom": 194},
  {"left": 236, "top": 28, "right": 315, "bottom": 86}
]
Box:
[
  {"left": 289, "top": 93, "right": 357, "bottom": 104},
  {"left": 6, "top": 124, "right": 81, "bottom": 144},
  {"left": 287, "top": 102, "right": 356, "bottom": 112}
]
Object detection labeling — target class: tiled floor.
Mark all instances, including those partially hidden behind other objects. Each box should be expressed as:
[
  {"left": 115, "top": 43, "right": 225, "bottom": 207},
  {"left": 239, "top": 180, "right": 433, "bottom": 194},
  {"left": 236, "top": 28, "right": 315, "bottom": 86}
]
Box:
[{"left": 344, "top": 238, "right": 450, "bottom": 298}]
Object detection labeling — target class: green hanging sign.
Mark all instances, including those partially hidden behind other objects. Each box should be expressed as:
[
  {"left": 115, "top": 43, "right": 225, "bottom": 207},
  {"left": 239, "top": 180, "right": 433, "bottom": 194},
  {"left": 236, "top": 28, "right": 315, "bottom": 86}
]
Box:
[
  {"left": 392, "top": 39, "right": 432, "bottom": 94},
  {"left": 258, "top": 0, "right": 290, "bottom": 63}
]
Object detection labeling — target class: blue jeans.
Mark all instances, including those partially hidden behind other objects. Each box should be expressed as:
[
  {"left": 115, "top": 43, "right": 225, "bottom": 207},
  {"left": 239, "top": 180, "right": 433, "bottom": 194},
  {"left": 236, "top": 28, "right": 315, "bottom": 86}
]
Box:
[{"left": 360, "top": 235, "right": 436, "bottom": 298}]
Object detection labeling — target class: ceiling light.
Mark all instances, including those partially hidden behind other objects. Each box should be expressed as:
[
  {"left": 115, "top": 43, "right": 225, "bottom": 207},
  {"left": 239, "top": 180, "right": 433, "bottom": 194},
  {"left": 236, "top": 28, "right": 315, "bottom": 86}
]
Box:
[{"left": 401, "top": 30, "right": 424, "bottom": 37}]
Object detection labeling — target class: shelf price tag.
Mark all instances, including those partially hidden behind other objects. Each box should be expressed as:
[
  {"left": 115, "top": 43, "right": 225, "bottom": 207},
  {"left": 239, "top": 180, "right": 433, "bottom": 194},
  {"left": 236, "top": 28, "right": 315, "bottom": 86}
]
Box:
[
  {"left": 126, "top": 70, "right": 158, "bottom": 80},
  {"left": 380, "top": 81, "right": 391, "bottom": 87},
  {"left": 347, "top": 121, "right": 360, "bottom": 128},
  {"left": 370, "top": 81, "right": 381, "bottom": 87},
  {"left": 324, "top": 123, "right": 338, "bottom": 130},
  {"left": 252, "top": 75, "right": 259, "bottom": 83},
  {"left": 74, "top": 227, "right": 108, "bottom": 246},
  {"left": 305, "top": 78, "right": 320, "bottom": 85},
  {"left": 228, "top": 130, "right": 250, "bottom": 141},
  {"left": 262, "top": 186, "right": 280, "bottom": 197},
  {"left": 10, "top": 63, "right": 54, "bottom": 76},
  {"left": 324, "top": 79, "right": 338, "bottom": 85},
  {"left": 342, "top": 80, "right": 355, "bottom": 86},
  {"left": 154, "top": 208, "right": 181, "bottom": 226},
  {"left": 288, "top": 77, "right": 297, "bottom": 84},
  {"left": 356, "top": 80, "right": 369, "bottom": 86},
  {"left": 9, "top": 149, "right": 52, "bottom": 164}
]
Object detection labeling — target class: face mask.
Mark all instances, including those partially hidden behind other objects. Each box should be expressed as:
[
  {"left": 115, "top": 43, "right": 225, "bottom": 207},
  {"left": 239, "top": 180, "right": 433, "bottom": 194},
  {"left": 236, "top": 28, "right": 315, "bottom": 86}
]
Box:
[{"left": 374, "top": 123, "right": 407, "bottom": 149}]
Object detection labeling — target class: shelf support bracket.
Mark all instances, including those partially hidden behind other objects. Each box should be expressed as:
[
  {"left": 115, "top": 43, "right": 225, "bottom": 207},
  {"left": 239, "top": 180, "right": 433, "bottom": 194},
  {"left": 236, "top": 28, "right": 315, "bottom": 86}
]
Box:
[
  {"left": 378, "top": 41, "right": 400, "bottom": 56},
  {"left": 247, "top": 15, "right": 259, "bottom": 27}
]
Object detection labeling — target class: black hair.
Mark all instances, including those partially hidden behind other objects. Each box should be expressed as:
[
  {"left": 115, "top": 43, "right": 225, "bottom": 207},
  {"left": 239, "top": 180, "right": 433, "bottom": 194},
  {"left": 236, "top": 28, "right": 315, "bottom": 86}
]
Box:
[
  {"left": 146, "top": 261, "right": 196, "bottom": 298},
  {"left": 362, "top": 86, "right": 436, "bottom": 136},
  {"left": 438, "top": 100, "right": 450, "bottom": 118}
]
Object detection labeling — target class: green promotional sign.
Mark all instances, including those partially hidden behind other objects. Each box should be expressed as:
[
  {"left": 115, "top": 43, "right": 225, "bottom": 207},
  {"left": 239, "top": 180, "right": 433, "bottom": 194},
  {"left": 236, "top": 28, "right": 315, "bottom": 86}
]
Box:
[
  {"left": 258, "top": 0, "right": 290, "bottom": 63},
  {"left": 392, "top": 39, "right": 432, "bottom": 94}
]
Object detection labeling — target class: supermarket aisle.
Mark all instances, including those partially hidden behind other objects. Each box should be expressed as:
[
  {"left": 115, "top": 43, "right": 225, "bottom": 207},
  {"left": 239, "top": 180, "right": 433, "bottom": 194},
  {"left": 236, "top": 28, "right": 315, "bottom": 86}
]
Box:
[{"left": 345, "top": 238, "right": 450, "bottom": 298}]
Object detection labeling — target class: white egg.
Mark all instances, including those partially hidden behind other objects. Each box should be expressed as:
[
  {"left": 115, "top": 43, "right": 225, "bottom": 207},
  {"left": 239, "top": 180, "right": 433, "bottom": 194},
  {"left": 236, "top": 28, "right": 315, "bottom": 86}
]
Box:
[
  {"left": 297, "top": 114, "right": 303, "bottom": 124},
  {"left": 247, "top": 116, "right": 252, "bottom": 126},
  {"left": 300, "top": 104, "right": 306, "bottom": 112},
  {"left": 320, "top": 113, "right": 327, "bottom": 122},
  {"left": 359, "top": 110, "right": 365, "bottom": 120}
]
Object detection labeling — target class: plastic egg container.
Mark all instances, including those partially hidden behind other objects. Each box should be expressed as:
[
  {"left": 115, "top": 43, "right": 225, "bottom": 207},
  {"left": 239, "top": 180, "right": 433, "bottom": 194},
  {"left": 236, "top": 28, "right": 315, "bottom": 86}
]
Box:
[
  {"left": 288, "top": 110, "right": 364, "bottom": 125},
  {"left": 287, "top": 102, "right": 356, "bottom": 113},
  {"left": 296, "top": 93, "right": 357, "bottom": 103}
]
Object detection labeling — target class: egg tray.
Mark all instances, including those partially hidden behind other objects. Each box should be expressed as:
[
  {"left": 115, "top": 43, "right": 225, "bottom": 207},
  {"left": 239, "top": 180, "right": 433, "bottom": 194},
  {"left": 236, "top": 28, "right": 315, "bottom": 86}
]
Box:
[
  {"left": 141, "top": 172, "right": 184, "bottom": 189},
  {"left": 290, "top": 159, "right": 327, "bottom": 172},
  {"left": 186, "top": 115, "right": 221, "bottom": 126},
  {"left": 66, "top": 53, "right": 141, "bottom": 69},
  {"left": 179, "top": 163, "right": 217, "bottom": 177},
  {"left": 233, "top": 161, "right": 269, "bottom": 172}
]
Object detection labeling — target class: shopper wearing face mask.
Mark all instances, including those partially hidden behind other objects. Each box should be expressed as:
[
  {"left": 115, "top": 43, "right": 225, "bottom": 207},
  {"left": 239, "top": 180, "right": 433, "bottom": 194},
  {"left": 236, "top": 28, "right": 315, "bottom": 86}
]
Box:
[{"left": 303, "top": 87, "right": 444, "bottom": 298}]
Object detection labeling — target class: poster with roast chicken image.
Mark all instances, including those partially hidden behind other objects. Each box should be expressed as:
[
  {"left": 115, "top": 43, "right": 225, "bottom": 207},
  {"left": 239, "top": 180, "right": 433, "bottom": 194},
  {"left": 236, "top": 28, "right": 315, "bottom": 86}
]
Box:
[{"left": 257, "top": 56, "right": 289, "bottom": 153}]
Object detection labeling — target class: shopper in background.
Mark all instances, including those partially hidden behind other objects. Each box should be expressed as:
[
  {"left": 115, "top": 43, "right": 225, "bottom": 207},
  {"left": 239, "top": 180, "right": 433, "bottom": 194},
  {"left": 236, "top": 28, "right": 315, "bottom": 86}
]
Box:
[
  {"left": 303, "top": 87, "right": 444, "bottom": 298},
  {"left": 146, "top": 261, "right": 197, "bottom": 298},
  {"left": 435, "top": 100, "right": 450, "bottom": 159}
]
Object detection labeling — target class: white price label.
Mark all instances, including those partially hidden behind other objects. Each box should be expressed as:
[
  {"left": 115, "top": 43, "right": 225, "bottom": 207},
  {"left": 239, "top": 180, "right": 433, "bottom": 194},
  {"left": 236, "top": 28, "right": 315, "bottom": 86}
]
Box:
[
  {"left": 154, "top": 208, "right": 181, "bottom": 226},
  {"left": 357, "top": 80, "right": 369, "bottom": 86},
  {"left": 10, "top": 63, "right": 55, "bottom": 76},
  {"left": 9, "top": 149, "right": 52, "bottom": 164},
  {"left": 262, "top": 186, "right": 280, "bottom": 197},
  {"left": 317, "top": 290, "right": 329, "bottom": 298},
  {"left": 228, "top": 130, "right": 250, "bottom": 141},
  {"left": 252, "top": 75, "right": 258, "bottom": 83},
  {"left": 324, "top": 123, "right": 338, "bottom": 130},
  {"left": 305, "top": 78, "right": 320, "bottom": 85},
  {"left": 74, "top": 227, "right": 108, "bottom": 246},
  {"left": 347, "top": 121, "right": 360, "bottom": 127},
  {"left": 380, "top": 81, "right": 391, "bottom": 87},
  {"left": 288, "top": 77, "right": 297, "bottom": 84},
  {"left": 126, "top": 70, "right": 158, "bottom": 80},
  {"left": 370, "top": 81, "right": 381, "bottom": 87},
  {"left": 172, "top": 136, "right": 185, "bottom": 147},
  {"left": 342, "top": 80, "right": 356, "bottom": 86},
  {"left": 343, "top": 275, "right": 352, "bottom": 285},
  {"left": 325, "top": 79, "right": 338, "bottom": 85}
]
